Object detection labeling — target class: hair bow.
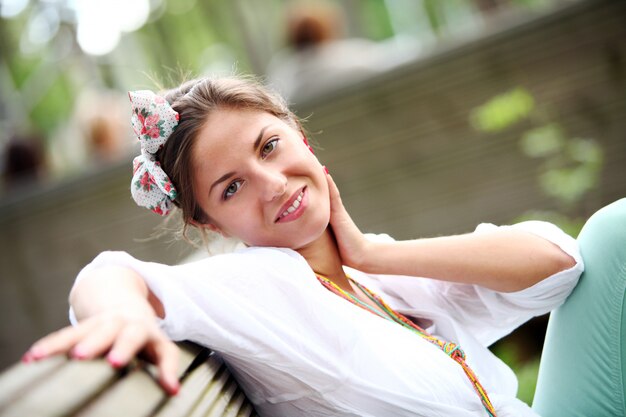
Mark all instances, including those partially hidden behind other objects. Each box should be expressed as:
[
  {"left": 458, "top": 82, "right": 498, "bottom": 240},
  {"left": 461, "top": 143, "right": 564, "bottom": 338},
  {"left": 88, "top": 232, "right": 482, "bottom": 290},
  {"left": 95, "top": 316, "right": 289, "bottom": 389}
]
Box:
[{"left": 128, "top": 90, "right": 179, "bottom": 216}]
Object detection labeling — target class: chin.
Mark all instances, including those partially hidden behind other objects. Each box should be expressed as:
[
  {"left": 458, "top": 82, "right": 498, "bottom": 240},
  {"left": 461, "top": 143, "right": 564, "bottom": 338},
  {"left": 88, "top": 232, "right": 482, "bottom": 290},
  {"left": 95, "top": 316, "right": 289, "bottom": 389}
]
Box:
[
  {"left": 288, "top": 218, "right": 330, "bottom": 250},
  {"left": 251, "top": 219, "right": 328, "bottom": 250}
]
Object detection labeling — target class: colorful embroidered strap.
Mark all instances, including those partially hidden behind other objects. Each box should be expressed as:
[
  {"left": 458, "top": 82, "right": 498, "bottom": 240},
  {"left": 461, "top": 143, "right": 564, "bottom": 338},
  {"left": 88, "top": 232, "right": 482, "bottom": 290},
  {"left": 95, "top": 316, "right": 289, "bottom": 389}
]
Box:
[{"left": 316, "top": 274, "right": 497, "bottom": 417}]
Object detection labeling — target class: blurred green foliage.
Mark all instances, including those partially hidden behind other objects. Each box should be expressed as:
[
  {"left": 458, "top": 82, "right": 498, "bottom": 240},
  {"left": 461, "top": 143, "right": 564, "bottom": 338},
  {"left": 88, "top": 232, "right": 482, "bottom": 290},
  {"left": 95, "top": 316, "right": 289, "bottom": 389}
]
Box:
[
  {"left": 359, "top": 0, "right": 394, "bottom": 40},
  {"left": 518, "top": 124, "right": 563, "bottom": 157},
  {"left": 470, "top": 88, "right": 535, "bottom": 132},
  {"left": 490, "top": 340, "right": 541, "bottom": 405},
  {"left": 30, "top": 73, "right": 74, "bottom": 133},
  {"left": 520, "top": 125, "right": 603, "bottom": 206},
  {"left": 472, "top": 87, "right": 603, "bottom": 235},
  {"left": 472, "top": 86, "right": 605, "bottom": 403},
  {"left": 513, "top": 210, "right": 586, "bottom": 238},
  {"left": 1, "top": 0, "right": 564, "bottom": 146}
]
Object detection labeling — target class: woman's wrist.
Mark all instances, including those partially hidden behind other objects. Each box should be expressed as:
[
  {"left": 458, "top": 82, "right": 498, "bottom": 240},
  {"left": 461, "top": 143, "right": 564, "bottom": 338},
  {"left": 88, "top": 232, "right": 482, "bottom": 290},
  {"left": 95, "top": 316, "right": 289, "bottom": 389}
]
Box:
[
  {"left": 70, "top": 266, "right": 158, "bottom": 322},
  {"left": 352, "top": 240, "right": 385, "bottom": 273}
]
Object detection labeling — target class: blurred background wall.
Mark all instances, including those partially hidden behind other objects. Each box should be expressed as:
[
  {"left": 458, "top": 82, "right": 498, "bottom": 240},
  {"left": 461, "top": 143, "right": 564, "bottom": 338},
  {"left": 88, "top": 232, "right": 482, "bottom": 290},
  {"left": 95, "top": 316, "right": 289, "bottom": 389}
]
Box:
[{"left": 0, "top": 0, "right": 624, "bottom": 404}]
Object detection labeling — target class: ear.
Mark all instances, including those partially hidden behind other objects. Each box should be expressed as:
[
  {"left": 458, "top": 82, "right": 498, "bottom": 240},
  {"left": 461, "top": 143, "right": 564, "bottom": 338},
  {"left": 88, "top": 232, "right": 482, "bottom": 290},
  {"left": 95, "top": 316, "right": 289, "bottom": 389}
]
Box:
[{"left": 299, "top": 129, "right": 315, "bottom": 155}]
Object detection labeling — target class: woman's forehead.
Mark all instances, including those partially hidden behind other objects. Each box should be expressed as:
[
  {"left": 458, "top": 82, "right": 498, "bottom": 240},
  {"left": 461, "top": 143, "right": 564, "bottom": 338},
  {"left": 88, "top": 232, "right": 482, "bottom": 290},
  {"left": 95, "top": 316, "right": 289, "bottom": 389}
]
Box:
[
  {"left": 195, "top": 109, "right": 282, "bottom": 153},
  {"left": 191, "top": 109, "right": 288, "bottom": 174}
]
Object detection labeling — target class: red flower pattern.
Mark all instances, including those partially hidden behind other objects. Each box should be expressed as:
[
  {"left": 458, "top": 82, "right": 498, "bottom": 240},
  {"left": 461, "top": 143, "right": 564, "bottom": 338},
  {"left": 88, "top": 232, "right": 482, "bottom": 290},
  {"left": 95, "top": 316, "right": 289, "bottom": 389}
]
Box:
[
  {"left": 133, "top": 159, "right": 143, "bottom": 174},
  {"left": 147, "top": 127, "right": 161, "bottom": 138},
  {"left": 145, "top": 113, "right": 159, "bottom": 127},
  {"left": 139, "top": 171, "right": 156, "bottom": 191},
  {"left": 129, "top": 90, "right": 179, "bottom": 216}
]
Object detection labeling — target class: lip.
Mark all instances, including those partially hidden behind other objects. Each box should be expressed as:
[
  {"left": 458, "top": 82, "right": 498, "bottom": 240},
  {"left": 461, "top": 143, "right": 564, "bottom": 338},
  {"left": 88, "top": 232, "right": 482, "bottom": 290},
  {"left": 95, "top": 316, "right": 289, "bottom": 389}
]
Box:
[{"left": 275, "top": 186, "right": 307, "bottom": 223}]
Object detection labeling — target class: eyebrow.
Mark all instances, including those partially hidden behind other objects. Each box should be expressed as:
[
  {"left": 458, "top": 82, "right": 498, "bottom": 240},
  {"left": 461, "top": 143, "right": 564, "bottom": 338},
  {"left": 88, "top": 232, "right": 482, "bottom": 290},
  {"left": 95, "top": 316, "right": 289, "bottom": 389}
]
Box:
[
  {"left": 208, "top": 124, "right": 272, "bottom": 197},
  {"left": 252, "top": 125, "right": 271, "bottom": 152}
]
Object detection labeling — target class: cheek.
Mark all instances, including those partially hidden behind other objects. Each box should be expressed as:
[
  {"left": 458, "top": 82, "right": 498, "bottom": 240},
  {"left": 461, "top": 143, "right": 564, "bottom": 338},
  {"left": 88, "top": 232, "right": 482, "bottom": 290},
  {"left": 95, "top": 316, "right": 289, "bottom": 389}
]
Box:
[{"left": 319, "top": 190, "right": 331, "bottom": 227}]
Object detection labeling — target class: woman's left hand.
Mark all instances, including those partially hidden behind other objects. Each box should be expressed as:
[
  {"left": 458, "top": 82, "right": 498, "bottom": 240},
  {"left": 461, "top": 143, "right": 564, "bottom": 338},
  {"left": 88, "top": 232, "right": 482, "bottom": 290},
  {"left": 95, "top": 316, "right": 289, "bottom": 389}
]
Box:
[{"left": 326, "top": 173, "right": 374, "bottom": 269}]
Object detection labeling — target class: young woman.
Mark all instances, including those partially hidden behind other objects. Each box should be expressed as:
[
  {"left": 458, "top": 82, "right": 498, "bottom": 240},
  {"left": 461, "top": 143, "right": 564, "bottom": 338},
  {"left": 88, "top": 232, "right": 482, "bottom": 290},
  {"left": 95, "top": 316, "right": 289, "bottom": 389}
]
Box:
[{"left": 23, "top": 76, "right": 622, "bottom": 417}]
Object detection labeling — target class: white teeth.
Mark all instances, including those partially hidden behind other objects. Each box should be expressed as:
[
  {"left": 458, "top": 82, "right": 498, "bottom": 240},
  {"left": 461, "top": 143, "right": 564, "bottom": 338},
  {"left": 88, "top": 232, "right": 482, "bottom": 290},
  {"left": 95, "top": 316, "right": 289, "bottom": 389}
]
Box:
[{"left": 280, "top": 190, "right": 304, "bottom": 219}]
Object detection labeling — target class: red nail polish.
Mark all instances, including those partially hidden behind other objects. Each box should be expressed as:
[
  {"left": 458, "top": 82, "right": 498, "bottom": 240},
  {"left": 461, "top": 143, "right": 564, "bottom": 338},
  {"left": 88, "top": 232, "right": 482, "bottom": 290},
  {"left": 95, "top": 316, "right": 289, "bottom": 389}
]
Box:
[
  {"left": 107, "top": 353, "right": 123, "bottom": 368},
  {"left": 29, "top": 347, "right": 45, "bottom": 360},
  {"left": 163, "top": 377, "right": 180, "bottom": 395},
  {"left": 71, "top": 347, "right": 87, "bottom": 360},
  {"left": 323, "top": 166, "right": 329, "bottom": 174},
  {"left": 21, "top": 353, "right": 34, "bottom": 363}
]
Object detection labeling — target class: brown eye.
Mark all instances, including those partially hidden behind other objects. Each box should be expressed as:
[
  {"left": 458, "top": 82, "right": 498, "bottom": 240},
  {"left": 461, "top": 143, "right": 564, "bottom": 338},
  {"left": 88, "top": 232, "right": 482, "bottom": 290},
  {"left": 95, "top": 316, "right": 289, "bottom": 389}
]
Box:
[{"left": 261, "top": 138, "right": 279, "bottom": 158}]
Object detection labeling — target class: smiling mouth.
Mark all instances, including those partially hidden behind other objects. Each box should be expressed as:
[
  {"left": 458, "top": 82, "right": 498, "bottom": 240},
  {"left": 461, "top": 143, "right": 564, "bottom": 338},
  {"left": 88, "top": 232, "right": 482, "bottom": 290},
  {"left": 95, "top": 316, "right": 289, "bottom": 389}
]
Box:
[{"left": 275, "top": 187, "right": 305, "bottom": 222}]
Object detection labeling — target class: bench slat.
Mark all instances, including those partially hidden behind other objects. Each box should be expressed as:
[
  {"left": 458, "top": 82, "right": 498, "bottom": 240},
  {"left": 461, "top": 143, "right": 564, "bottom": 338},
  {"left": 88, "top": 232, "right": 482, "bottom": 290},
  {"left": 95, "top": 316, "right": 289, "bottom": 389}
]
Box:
[
  {"left": 76, "top": 367, "right": 165, "bottom": 417},
  {"left": 236, "top": 402, "right": 257, "bottom": 417},
  {"left": 76, "top": 343, "right": 206, "bottom": 417},
  {"left": 0, "top": 344, "right": 257, "bottom": 416},
  {"left": 1, "top": 359, "right": 117, "bottom": 417},
  {"left": 0, "top": 355, "right": 67, "bottom": 411},
  {"left": 220, "top": 390, "right": 246, "bottom": 417},
  {"left": 155, "top": 352, "right": 224, "bottom": 417},
  {"left": 190, "top": 367, "right": 236, "bottom": 417}
]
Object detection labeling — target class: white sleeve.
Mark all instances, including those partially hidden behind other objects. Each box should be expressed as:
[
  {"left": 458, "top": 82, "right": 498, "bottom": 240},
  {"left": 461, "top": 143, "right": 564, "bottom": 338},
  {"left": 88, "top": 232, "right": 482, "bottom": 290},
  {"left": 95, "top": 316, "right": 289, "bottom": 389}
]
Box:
[
  {"left": 428, "top": 221, "right": 584, "bottom": 346},
  {"left": 68, "top": 247, "right": 312, "bottom": 354}
]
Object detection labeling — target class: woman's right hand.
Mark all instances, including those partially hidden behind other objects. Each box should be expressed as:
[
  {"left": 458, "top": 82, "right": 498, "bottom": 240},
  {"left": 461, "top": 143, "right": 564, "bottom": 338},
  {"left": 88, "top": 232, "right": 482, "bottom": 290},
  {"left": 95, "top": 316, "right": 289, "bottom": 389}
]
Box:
[
  {"left": 326, "top": 173, "right": 376, "bottom": 270},
  {"left": 22, "top": 308, "right": 181, "bottom": 395}
]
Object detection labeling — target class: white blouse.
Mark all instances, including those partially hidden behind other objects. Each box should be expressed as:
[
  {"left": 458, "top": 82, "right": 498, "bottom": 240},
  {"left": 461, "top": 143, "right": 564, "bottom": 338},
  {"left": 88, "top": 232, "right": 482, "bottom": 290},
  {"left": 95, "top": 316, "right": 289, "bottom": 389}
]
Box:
[{"left": 70, "top": 221, "right": 583, "bottom": 417}]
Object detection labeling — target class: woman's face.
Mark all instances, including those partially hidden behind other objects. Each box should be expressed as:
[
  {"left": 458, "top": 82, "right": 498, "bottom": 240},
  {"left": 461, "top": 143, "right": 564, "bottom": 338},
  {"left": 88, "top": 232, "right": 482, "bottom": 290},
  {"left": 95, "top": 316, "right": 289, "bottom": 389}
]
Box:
[{"left": 191, "top": 108, "right": 330, "bottom": 249}]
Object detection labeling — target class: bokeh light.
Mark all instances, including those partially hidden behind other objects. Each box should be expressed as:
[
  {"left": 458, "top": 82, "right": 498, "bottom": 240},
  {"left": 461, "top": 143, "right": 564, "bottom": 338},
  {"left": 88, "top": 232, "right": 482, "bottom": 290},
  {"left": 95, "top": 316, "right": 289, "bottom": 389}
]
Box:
[
  {"left": 74, "top": 0, "right": 150, "bottom": 56},
  {"left": 0, "top": 0, "right": 29, "bottom": 18}
]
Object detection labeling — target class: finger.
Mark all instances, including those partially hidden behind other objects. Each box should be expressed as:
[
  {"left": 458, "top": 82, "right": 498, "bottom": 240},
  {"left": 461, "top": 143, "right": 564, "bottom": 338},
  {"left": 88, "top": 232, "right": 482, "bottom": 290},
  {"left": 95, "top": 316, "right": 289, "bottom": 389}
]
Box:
[
  {"left": 24, "top": 324, "right": 93, "bottom": 362},
  {"left": 326, "top": 174, "right": 345, "bottom": 215},
  {"left": 69, "top": 319, "right": 124, "bottom": 360},
  {"left": 326, "top": 174, "right": 356, "bottom": 229},
  {"left": 154, "top": 340, "right": 181, "bottom": 395},
  {"left": 105, "top": 322, "right": 152, "bottom": 368}
]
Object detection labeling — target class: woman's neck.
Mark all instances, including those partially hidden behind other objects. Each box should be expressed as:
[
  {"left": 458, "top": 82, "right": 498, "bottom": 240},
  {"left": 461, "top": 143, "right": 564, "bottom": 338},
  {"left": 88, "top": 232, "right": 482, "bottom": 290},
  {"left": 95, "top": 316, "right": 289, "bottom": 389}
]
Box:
[{"left": 296, "top": 227, "right": 353, "bottom": 293}]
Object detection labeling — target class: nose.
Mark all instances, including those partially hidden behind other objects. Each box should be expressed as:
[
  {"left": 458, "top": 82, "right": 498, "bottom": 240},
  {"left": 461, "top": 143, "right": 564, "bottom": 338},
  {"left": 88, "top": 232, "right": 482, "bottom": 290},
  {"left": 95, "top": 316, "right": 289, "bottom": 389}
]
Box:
[{"left": 257, "top": 168, "right": 287, "bottom": 202}]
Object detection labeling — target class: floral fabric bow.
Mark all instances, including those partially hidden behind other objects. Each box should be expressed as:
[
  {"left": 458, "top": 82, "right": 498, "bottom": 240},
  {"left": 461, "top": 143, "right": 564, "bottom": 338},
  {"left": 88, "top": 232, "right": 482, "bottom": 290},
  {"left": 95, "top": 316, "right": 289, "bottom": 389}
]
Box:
[{"left": 128, "top": 90, "right": 179, "bottom": 216}]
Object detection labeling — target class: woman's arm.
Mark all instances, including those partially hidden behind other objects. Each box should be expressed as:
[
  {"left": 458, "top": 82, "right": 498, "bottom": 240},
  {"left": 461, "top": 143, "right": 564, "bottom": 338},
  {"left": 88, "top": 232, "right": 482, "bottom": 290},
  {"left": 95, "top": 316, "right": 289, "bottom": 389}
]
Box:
[
  {"left": 70, "top": 265, "right": 164, "bottom": 320},
  {"left": 23, "top": 266, "right": 180, "bottom": 394},
  {"left": 327, "top": 175, "right": 576, "bottom": 293},
  {"left": 353, "top": 230, "right": 575, "bottom": 292}
]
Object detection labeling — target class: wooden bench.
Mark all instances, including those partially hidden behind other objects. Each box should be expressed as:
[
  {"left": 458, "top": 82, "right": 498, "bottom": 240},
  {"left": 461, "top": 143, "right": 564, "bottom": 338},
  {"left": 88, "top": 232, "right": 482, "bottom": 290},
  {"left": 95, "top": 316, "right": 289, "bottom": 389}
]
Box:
[{"left": 0, "top": 342, "right": 258, "bottom": 417}]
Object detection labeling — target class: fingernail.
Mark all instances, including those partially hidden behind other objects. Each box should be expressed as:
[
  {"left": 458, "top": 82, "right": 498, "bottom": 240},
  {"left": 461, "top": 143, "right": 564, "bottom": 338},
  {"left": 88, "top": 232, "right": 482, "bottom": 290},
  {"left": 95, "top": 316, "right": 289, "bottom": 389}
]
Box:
[
  {"left": 165, "top": 378, "right": 180, "bottom": 395},
  {"left": 29, "top": 347, "right": 46, "bottom": 360},
  {"left": 106, "top": 353, "right": 123, "bottom": 368},
  {"left": 21, "top": 352, "right": 34, "bottom": 363},
  {"left": 322, "top": 165, "right": 329, "bottom": 174},
  {"left": 71, "top": 346, "right": 87, "bottom": 360}
]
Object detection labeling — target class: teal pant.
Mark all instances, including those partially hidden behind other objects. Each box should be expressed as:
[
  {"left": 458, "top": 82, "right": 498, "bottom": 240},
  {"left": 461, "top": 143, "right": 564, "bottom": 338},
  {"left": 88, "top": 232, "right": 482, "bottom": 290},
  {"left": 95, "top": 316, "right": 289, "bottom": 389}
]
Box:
[{"left": 533, "top": 199, "right": 626, "bottom": 416}]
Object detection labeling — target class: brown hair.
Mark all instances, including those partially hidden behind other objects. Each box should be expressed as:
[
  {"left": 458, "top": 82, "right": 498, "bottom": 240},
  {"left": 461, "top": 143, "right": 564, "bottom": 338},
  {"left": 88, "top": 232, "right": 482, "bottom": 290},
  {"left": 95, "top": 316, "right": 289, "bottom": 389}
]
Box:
[{"left": 156, "top": 76, "right": 301, "bottom": 230}]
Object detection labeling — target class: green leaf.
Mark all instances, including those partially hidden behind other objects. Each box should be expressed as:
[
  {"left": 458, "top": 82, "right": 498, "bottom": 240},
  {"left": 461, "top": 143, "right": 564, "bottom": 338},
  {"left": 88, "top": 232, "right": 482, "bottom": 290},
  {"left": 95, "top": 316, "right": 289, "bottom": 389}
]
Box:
[
  {"left": 519, "top": 124, "right": 565, "bottom": 158},
  {"left": 470, "top": 88, "right": 535, "bottom": 133}
]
